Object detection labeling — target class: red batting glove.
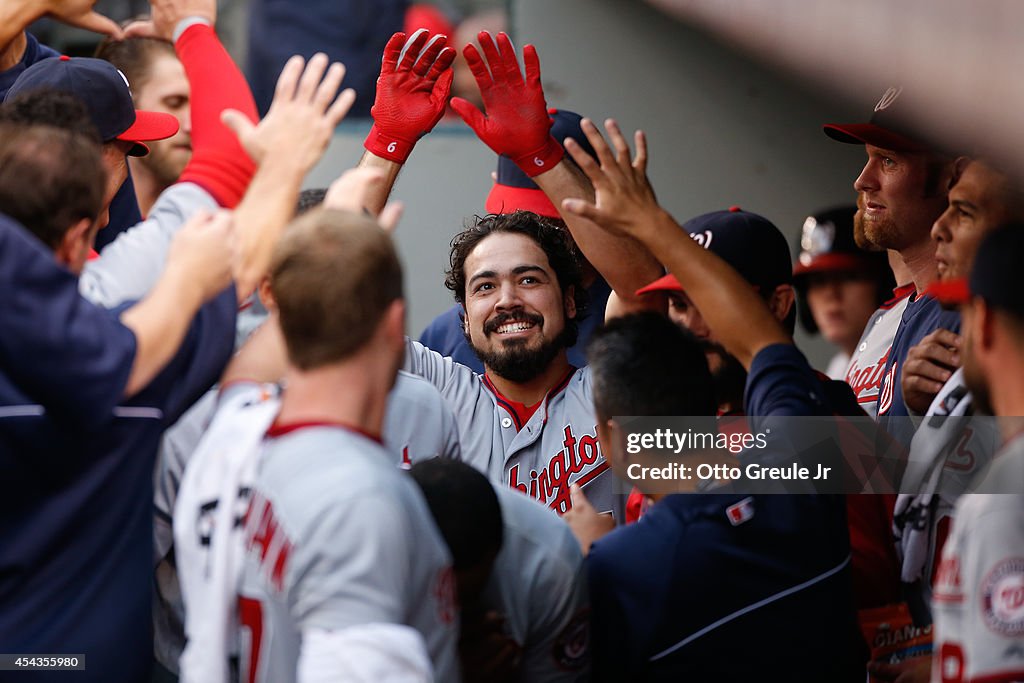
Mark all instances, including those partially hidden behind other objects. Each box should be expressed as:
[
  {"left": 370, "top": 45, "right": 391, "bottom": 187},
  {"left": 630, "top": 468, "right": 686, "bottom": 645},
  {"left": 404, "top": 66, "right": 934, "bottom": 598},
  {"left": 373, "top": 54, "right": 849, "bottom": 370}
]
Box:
[
  {"left": 365, "top": 29, "right": 456, "bottom": 164},
  {"left": 450, "top": 31, "right": 563, "bottom": 177}
]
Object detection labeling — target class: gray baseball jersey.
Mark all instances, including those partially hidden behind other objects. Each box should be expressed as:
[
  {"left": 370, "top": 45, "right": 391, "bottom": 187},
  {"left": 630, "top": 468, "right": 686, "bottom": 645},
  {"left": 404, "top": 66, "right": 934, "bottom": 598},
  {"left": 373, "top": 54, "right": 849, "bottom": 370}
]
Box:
[
  {"left": 894, "top": 368, "right": 999, "bottom": 608},
  {"left": 238, "top": 425, "right": 459, "bottom": 683},
  {"left": 403, "top": 339, "right": 613, "bottom": 517},
  {"left": 486, "top": 486, "right": 589, "bottom": 682},
  {"left": 931, "top": 435, "right": 1024, "bottom": 683},
  {"left": 154, "top": 371, "right": 460, "bottom": 673},
  {"left": 844, "top": 286, "right": 913, "bottom": 418},
  {"left": 80, "top": 182, "right": 218, "bottom": 308}
]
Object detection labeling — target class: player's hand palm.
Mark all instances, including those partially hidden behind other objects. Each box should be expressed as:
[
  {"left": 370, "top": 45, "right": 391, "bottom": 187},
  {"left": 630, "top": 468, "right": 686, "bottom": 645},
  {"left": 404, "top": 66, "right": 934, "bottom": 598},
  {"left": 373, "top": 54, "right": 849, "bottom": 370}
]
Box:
[
  {"left": 222, "top": 53, "right": 355, "bottom": 171},
  {"left": 562, "top": 117, "right": 661, "bottom": 240},
  {"left": 43, "top": 0, "right": 122, "bottom": 38},
  {"left": 450, "top": 32, "right": 562, "bottom": 174},
  {"left": 144, "top": 0, "right": 216, "bottom": 40},
  {"left": 372, "top": 30, "right": 455, "bottom": 137}
]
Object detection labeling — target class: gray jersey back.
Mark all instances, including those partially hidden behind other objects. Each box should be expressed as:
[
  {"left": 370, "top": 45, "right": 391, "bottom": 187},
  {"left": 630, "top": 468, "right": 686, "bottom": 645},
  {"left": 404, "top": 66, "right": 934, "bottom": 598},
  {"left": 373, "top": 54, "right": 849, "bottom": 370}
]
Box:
[
  {"left": 844, "top": 291, "right": 911, "bottom": 418},
  {"left": 404, "top": 339, "right": 613, "bottom": 516},
  {"left": 238, "top": 426, "right": 459, "bottom": 683},
  {"left": 486, "top": 487, "right": 589, "bottom": 682},
  {"left": 154, "top": 373, "right": 459, "bottom": 673}
]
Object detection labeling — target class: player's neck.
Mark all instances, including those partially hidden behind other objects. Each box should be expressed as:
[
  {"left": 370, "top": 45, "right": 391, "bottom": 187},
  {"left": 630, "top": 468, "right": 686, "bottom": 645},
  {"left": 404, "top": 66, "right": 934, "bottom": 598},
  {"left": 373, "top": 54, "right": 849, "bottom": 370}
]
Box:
[
  {"left": 993, "top": 366, "right": 1024, "bottom": 442},
  {"left": 485, "top": 351, "right": 572, "bottom": 406},
  {"left": 277, "top": 360, "right": 391, "bottom": 438},
  {"left": 898, "top": 238, "right": 940, "bottom": 294},
  {"left": 128, "top": 159, "right": 163, "bottom": 218}
]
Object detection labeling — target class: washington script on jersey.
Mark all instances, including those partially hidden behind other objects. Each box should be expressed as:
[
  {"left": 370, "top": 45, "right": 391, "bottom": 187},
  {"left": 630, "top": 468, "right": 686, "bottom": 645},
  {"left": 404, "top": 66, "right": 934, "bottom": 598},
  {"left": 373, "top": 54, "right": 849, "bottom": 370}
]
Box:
[{"left": 508, "top": 424, "right": 606, "bottom": 513}]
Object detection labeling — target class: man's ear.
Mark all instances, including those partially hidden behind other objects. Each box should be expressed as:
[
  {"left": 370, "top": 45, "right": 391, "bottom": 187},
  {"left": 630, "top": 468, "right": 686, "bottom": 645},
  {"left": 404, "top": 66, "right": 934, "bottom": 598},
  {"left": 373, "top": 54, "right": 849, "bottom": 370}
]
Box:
[
  {"left": 976, "top": 299, "right": 996, "bottom": 353},
  {"left": 54, "top": 217, "right": 94, "bottom": 269},
  {"left": 383, "top": 298, "right": 407, "bottom": 344},
  {"left": 597, "top": 417, "right": 627, "bottom": 464},
  {"left": 258, "top": 277, "right": 276, "bottom": 312},
  {"left": 564, "top": 285, "right": 577, "bottom": 321},
  {"left": 949, "top": 156, "right": 971, "bottom": 190},
  {"left": 768, "top": 284, "right": 796, "bottom": 323}
]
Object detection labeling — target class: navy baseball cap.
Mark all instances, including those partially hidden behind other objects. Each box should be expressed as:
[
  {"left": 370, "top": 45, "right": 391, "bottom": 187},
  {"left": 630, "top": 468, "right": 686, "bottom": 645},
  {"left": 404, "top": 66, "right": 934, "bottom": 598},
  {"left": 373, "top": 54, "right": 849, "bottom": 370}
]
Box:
[
  {"left": 485, "top": 109, "right": 596, "bottom": 218},
  {"left": 636, "top": 207, "right": 792, "bottom": 295},
  {"left": 5, "top": 55, "right": 178, "bottom": 157},
  {"left": 823, "top": 86, "right": 931, "bottom": 153},
  {"left": 927, "top": 222, "right": 1024, "bottom": 318}
]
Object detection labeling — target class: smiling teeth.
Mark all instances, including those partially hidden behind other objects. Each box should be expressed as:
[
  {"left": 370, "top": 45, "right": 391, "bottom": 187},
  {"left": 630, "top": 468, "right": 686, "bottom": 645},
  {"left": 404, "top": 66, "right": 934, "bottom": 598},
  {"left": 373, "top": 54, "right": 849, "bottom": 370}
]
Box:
[{"left": 497, "top": 322, "right": 533, "bottom": 334}]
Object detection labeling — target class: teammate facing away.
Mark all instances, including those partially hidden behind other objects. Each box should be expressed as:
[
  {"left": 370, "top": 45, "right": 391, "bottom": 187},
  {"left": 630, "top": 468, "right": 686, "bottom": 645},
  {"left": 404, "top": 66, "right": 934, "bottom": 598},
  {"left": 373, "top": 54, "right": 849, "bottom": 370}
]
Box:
[{"left": 235, "top": 208, "right": 459, "bottom": 683}]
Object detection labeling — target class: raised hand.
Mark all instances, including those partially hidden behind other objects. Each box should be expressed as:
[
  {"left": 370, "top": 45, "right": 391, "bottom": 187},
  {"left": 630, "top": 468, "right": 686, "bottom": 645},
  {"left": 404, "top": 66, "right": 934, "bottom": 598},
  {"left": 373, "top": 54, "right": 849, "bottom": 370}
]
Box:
[
  {"left": 221, "top": 53, "right": 355, "bottom": 170},
  {"left": 43, "top": 0, "right": 122, "bottom": 39},
  {"left": 450, "top": 31, "right": 562, "bottom": 177},
  {"left": 324, "top": 167, "right": 405, "bottom": 232},
  {"left": 365, "top": 29, "right": 456, "bottom": 164},
  {"left": 560, "top": 118, "right": 661, "bottom": 240},
  {"left": 123, "top": 0, "right": 216, "bottom": 41}
]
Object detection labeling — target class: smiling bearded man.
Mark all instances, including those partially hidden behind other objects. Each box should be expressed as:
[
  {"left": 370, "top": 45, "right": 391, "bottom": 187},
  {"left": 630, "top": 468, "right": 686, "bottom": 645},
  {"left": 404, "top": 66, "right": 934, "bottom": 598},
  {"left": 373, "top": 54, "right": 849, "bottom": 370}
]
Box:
[{"left": 402, "top": 210, "right": 624, "bottom": 517}]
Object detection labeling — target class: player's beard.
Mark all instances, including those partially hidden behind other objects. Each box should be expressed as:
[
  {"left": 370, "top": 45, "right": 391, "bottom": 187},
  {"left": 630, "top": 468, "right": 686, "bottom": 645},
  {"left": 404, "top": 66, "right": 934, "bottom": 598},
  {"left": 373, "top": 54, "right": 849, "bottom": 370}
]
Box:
[
  {"left": 141, "top": 141, "right": 190, "bottom": 188},
  {"left": 854, "top": 197, "right": 902, "bottom": 251},
  {"left": 701, "top": 340, "right": 747, "bottom": 411},
  {"left": 470, "top": 312, "right": 574, "bottom": 383}
]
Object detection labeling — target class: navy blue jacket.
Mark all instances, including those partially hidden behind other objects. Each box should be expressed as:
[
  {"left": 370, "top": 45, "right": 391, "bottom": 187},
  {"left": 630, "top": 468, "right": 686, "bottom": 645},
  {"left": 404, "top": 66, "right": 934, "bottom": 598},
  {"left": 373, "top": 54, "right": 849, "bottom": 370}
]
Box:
[
  {"left": 0, "top": 221, "right": 236, "bottom": 681},
  {"left": 587, "top": 344, "right": 863, "bottom": 681}
]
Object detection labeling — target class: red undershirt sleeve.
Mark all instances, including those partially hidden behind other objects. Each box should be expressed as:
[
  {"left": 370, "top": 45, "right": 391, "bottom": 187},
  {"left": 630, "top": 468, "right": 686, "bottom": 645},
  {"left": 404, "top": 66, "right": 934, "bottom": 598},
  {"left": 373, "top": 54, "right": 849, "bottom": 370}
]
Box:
[{"left": 175, "top": 23, "right": 257, "bottom": 208}]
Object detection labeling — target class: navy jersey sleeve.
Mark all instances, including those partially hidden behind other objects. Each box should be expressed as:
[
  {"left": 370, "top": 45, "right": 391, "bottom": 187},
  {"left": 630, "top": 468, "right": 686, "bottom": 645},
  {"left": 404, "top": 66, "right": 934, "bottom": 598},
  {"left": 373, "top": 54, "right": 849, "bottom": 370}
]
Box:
[
  {"left": 0, "top": 214, "right": 136, "bottom": 426},
  {"left": 121, "top": 285, "right": 237, "bottom": 426},
  {"left": 744, "top": 343, "right": 831, "bottom": 417},
  {"left": 0, "top": 32, "right": 60, "bottom": 98}
]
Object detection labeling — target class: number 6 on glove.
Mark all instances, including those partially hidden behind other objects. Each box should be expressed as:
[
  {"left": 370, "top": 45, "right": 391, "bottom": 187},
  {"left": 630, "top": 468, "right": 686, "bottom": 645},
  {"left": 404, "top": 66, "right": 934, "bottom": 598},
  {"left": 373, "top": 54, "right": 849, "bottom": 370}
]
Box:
[
  {"left": 364, "top": 29, "right": 456, "bottom": 164},
  {"left": 450, "top": 31, "right": 563, "bottom": 177}
]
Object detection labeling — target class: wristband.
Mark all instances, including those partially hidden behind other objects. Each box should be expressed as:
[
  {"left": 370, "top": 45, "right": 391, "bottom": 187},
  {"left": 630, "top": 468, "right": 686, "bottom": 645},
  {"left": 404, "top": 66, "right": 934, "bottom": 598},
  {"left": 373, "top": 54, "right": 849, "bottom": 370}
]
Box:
[
  {"left": 173, "top": 16, "right": 213, "bottom": 43},
  {"left": 364, "top": 124, "right": 416, "bottom": 164},
  {"left": 512, "top": 135, "right": 564, "bottom": 177}
]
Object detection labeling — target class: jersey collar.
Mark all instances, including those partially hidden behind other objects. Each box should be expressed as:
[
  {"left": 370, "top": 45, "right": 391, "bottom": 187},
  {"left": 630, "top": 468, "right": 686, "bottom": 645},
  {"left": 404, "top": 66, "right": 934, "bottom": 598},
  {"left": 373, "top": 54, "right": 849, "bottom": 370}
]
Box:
[
  {"left": 266, "top": 420, "right": 384, "bottom": 445},
  {"left": 483, "top": 367, "right": 576, "bottom": 431}
]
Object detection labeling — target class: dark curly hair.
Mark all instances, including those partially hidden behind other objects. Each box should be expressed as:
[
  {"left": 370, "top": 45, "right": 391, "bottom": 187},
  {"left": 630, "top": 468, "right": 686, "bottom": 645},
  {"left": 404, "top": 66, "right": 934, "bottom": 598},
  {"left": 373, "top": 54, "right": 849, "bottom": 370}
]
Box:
[{"left": 445, "top": 211, "right": 589, "bottom": 341}]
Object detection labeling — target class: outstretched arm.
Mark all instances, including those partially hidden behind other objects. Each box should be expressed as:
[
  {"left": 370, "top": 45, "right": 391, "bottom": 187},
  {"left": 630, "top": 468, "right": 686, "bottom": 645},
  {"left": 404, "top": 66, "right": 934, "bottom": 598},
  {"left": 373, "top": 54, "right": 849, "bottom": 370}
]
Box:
[
  {"left": 357, "top": 29, "right": 456, "bottom": 213},
  {"left": 450, "top": 31, "right": 664, "bottom": 313},
  {"left": 223, "top": 54, "right": 356, "bottom": 301},
  {"left": 120, "top": 209, "right": 234, "bottom": 395},
  {"left": 561, "top": 121, "right": 790, "bottom": 370}
]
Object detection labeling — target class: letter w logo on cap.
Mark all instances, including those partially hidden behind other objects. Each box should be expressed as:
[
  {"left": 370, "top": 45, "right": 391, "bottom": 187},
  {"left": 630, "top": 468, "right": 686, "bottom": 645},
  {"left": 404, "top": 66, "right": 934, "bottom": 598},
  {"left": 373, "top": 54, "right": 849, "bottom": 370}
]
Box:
[
  {"left": 689, "top": 230, "right": 714, "bottom": 249},
  {"left": 874, "top": 86, "right": 903, "bottom": 112}
]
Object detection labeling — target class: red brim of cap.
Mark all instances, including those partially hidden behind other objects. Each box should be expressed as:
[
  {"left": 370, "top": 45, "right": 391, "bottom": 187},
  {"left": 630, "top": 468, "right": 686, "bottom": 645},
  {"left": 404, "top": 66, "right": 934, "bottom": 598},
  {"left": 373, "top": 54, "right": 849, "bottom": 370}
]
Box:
[
  {"left": 485, "top": 183, "right": 560, "bottom": 219},
  {"left": 118, "top": 110, "right": 180, "bottom": 157},
  {"left": 793, "top": 253, "right": 875, "bottom": 277},
  {"left": 822, "top": 123, "right": 929, "bottom": 153},
  {"left": 635, "top": 273, "right": 684, "bottom": 296},
  {"left": 924, "top": 277, "right": 971, "bottom": 305}
]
